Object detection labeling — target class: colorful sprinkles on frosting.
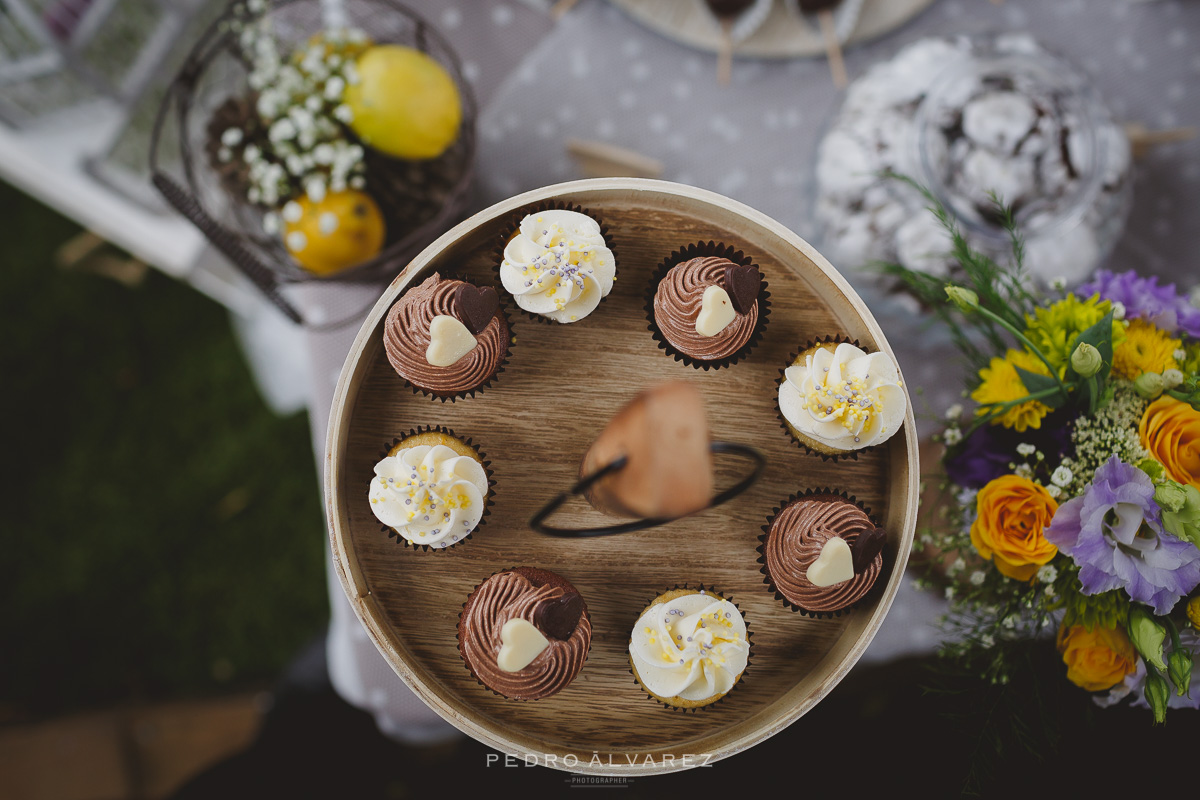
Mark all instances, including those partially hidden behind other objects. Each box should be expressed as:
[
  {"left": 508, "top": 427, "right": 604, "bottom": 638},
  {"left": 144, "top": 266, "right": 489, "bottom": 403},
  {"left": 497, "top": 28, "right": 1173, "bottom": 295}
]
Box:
[{"left": 805, "top": 373, "right": 881, "bottom": 431}]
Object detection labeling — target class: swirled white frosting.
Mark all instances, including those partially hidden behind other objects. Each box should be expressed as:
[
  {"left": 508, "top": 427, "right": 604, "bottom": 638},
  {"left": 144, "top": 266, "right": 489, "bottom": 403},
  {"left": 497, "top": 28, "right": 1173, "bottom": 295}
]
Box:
[
  {"left": 500, "top": 210, "right": 615, "bottom": 323},
  {"left": 368, "top": 444, "right": 488, "bottom": 548},
  {"left": 778, "top": 342, "right": 906, "bottom": 451},
  {"left": 629, "top": 593, "right": 748, "bottom": 702}
]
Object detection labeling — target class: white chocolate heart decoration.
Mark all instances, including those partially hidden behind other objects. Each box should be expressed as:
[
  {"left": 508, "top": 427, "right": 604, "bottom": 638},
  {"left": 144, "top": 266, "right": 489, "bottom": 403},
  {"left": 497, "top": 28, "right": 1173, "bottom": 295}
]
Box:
[
  {"left": 694, "top": 285, "right": 736, "bottom": 337},
  {"left": 806, "top": 536, "right": 854, "bottom": 587},
  {"left": 496, "top": 618, "right": 550, "bottom": 672},
  {"left": 426, "top": 315, "right": 477, "bottom": 367}
]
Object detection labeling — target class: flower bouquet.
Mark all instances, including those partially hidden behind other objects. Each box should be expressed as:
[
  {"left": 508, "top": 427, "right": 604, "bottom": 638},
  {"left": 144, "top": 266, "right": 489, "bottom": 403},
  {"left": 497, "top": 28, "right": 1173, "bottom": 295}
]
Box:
[{"left": 887, "top": 184, "right": 1200, "bottom": 722}]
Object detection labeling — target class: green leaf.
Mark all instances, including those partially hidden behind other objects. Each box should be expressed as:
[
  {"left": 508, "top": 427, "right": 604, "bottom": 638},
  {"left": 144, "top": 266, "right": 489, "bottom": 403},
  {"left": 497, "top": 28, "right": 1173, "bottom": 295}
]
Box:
[{"left": 1014, "top": 366, "right": 1067, "bottom": 409}]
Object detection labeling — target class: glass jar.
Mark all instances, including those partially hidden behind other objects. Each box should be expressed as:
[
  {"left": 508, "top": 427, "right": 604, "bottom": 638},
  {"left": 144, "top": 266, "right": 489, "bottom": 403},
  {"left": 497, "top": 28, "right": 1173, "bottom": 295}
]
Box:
[{"left": 813, "top": 33, "right": 1132, "bottom": 291}]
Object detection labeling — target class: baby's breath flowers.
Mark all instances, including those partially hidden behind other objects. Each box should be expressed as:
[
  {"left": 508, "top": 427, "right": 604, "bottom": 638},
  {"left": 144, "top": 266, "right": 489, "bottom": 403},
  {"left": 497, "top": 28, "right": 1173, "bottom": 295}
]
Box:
[
  {"left": 217, "top": 1, "right": 367, "bottom": 230},
  {"left": 1058, "top": 384, "right": 1148, "bottom": 496}
]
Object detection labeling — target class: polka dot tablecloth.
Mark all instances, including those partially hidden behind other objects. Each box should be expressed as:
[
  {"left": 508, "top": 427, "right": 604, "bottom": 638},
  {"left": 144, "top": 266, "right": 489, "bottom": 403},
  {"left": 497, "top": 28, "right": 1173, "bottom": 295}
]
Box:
[{"left": 299, "top": 0, "right": 1200, "bottom": 745}]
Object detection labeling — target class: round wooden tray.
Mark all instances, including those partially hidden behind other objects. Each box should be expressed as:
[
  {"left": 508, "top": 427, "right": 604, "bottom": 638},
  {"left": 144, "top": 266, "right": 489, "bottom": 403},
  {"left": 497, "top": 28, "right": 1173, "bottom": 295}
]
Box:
[
  {"left": 609, "top": 0, "right": 936, "bottom": 59},
  {"left": 325, "top": 178, "right": 918, "bottom": 775}
]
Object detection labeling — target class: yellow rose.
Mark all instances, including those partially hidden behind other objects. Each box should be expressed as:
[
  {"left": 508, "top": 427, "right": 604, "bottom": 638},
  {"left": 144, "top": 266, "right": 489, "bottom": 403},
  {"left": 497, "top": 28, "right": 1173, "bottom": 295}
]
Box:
[
  {"left": 1056, "top": 624, "right": 1137, "bottom": 692},
  {"left": 1139, "top": 396, "right": 1200, "bottom": 491},
  {"left": 970, "top": 475, "right": 1058, "bottom": 580}
]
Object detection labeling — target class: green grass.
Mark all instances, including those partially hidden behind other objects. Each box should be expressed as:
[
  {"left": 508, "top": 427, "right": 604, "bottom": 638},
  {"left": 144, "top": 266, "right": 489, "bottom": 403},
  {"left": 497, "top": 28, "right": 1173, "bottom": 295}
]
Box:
[{"left": 0, "top": 182, "right": 328, "bottom": 717}]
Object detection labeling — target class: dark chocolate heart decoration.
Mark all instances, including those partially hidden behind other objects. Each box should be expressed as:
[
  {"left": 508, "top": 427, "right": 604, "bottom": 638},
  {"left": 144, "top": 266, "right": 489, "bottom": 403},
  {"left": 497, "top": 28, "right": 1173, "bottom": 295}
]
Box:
[
  {"left": 534, "top": 592, "right": 584, "bottom": 640},
  {"left": 724, "top": 264, "right": 761, "bottom": 315},
  {"left": 454, "top": 284, "right": 499, "bottom": 335},
  {"left": 851, "top": 526, "right": 887, "bottom": 574}
]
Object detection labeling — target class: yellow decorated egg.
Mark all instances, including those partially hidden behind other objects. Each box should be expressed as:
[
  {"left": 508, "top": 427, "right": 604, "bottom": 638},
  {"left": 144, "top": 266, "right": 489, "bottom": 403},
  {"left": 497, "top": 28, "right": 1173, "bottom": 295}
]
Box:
[
  {"left": 282, "top": 190, "right": 385, "bottom": 276},
  {"left": 344, "top": 45, "right": 462, "bottom": 160}
]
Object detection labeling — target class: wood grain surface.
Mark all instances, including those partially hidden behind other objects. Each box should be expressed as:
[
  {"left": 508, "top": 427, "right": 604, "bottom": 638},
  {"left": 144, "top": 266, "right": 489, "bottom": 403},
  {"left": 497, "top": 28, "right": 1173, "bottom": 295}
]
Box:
[{"left": 325, "top": 179, "right": 919, "bottom": 775}]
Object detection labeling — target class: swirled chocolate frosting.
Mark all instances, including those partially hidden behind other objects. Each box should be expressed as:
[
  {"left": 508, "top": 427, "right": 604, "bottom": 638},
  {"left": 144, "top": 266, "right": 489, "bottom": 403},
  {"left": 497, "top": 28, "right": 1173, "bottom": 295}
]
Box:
[
  {"left": 653, "top": 257, "right": 758, "bottom": 360},
  {"left": 383, "top": 273, "right": 508, "bottom": 396},
  {"left": 764, "top": 494, "right": 883, "bottom": 612},
  {"left": 459, "top": 569, "right": 591, "bottom": 700}
]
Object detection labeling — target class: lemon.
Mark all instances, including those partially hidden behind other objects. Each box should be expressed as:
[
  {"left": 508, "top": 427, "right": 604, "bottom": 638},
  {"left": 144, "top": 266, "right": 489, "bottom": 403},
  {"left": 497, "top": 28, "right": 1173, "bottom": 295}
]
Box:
[
  {"left": 344, "top": 45, "right": 462, "bottom": 160},
  {"left": 282, "top": 190, "right": 385, "bottom": 276}
]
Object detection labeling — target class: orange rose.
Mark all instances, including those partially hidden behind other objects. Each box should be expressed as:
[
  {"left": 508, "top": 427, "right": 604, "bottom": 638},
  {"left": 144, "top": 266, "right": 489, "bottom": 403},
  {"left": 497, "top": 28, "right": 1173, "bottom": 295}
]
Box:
[
  {"left": 1056, "top": 624, "right": 1137, "bottom": 692},
  {"left": 970, "top": 475, "right": 1058, "bottom": 581},
  {"left": 1140, "top": 396, "right": 1200, "bottom": 491}
]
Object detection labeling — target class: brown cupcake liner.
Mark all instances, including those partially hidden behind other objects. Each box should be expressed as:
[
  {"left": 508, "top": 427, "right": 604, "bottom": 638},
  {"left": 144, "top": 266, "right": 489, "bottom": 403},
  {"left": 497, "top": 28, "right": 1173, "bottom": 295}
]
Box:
[
  {"left": 627, "top": 583, "right": 753, "bottom": 713},
  {"left": 373, "top": 425, "right": 495, "bottom": 552},
  {"left": 388, "top": 272, "right": 515, "bottom": 404},
  {"left": 456, "top": 566, "right": 593, "bottom": 701},
  {"left": 388, "top": 281, "right": 511, "bottom": 407},
  {"left": 493, "top": 200, "right": 619, "bottom": 326},
  {"left": 775, "top": 334, "right": 874, "bottom": 463},
  {"left": 644, "top": 241, "right": 772, "bottom": 371},
  {"left": 756, "top": 488, "right": 885, "bottom": 619}
]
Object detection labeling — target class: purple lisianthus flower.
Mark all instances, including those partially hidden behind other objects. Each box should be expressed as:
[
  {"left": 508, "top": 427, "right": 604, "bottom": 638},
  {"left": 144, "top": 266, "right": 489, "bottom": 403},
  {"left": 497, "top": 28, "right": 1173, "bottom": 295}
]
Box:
[
  {"left": 1077, "top": 269, "right": 1200, "bottom": 339},
  {"left": 946, "top": 408, "right": 1075, "bottom": 489},
  {"left": 1045, "top": 456, "right": 1200, "bottom": 615},
  {"left": 1096, "top": 628, "right": 1200, "bottom": 712}
]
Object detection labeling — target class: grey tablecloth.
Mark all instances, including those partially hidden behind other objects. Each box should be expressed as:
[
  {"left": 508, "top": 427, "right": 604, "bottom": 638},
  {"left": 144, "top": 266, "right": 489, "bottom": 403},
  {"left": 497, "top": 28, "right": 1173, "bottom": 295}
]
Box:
[{"left": 299, "top": 0, "right": 1200, "bottom": 745}]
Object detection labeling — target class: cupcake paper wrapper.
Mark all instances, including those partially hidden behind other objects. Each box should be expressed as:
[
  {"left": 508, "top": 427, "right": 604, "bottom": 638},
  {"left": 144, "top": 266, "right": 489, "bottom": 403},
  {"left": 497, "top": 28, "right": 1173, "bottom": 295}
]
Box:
[
  {"left": 756, "top": 488, "right": 885, "bottom": 618},
  {"left": 390, "top": 273, "right": 515, "bottom": 404},
  {"left": 628, "top": 583, "right": 753, "bottom": 713},
  {"left": 456, "top": 566, "right": 593, "bottom": 701},
  {"left": 774, "top": 334, "right": 872, "bottom": 463},
  {"left": 493, "top": 200, "right": 619, "bottom": 326},
  {"left": 644, "top": 241, "right": 772, "bottom": 370},
  {"left": 374, "top": 425, "right": 495, "bottom": 552}
]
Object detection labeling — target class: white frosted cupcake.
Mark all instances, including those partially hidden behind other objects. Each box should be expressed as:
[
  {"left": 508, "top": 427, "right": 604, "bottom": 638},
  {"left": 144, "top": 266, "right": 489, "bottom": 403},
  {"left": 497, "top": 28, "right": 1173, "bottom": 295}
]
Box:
[
  {"left": 368, "top": 431, "right": 490, "bottom": 550},
  {"left": 628, "top": 587, "right": 750, "bottom": 709},
  {"left": 499, "top": 209, "right": 616, "bottom": 323},
  {"left": 777, "top": 340, "right": 906, "bottom": 457}
]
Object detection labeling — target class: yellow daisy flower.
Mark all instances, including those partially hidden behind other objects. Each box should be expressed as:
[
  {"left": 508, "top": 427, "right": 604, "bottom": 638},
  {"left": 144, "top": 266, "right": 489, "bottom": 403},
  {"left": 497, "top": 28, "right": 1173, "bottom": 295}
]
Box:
[
  {"left": 1113, "top": 319, "right": 1180, "bottom": 380},
  {"left": 1024, "top": 293, "right": 1125, "bottom": 374},
  {"left": 971, "top": 349, "right": 1054, "bottom": 432}
]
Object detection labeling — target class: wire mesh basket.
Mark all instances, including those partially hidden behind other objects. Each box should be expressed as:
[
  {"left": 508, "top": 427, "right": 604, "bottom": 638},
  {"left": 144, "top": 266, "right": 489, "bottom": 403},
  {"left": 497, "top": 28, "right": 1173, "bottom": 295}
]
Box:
[{"left": 149, "top": 0, "right": 476, "bottom": 324}]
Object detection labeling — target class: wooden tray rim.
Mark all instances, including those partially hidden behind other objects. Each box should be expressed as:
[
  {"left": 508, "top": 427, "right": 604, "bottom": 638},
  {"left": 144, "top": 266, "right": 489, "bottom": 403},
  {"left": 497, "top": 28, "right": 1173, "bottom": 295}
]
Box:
[
  {"left": 607, "top": 0, "right": 938, "bottom": 60},
  {"left": 324, "top": 177, "right": 920, "bottom": 775}
]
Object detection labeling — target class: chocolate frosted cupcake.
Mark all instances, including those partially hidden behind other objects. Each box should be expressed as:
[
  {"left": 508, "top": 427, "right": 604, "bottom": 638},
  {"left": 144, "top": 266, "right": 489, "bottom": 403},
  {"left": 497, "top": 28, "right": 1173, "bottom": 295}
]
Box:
[
  {"left": 628, "top": 587, "right": 750, "bottom": 709},
  {"left": 761, "top": 492, "right": 886, "bottom": 616},
  {"left": 458, "top": 568, "right": 591, "bottom": 700},
  {"left": 383, "top": 273, "right": 510, "bottom": 400},
  {"left": 648, "top": 243, "right": 768, "bottom": 368}
]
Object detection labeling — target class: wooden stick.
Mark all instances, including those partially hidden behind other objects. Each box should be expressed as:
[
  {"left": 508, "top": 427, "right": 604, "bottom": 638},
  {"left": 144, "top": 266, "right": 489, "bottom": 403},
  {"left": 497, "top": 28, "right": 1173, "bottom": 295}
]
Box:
[
  {"left": 717, "top": 19, "right": 734, "bottom": 87},
  {"left": 566, "top": 138, "right": 664, "bottom": 179},
  {"left": 1124, "top": 123, "right": 1197, "bottom": 161},
  {"left": 550, "top": 0, "right": 580, "bottom": 20},
  {"left": 817, "top": 9, "right": 847, "bottom": 90},
  {"left": 55, "top": 230, "right": 106, "bottom": 268}
]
